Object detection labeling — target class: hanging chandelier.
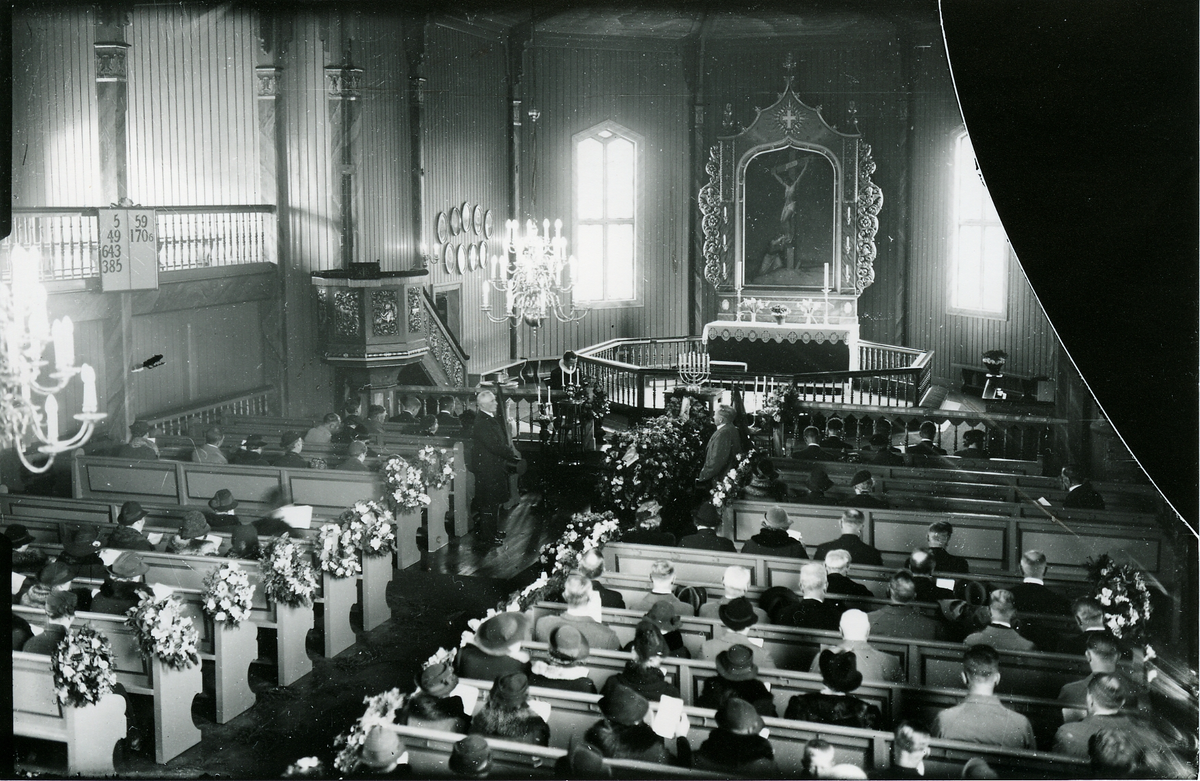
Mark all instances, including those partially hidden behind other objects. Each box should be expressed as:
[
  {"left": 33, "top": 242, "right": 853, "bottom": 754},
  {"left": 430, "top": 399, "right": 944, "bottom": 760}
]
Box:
[
  {"left": 2, "top": 245, "right": 104, "bottom": 473},
  {"left": 482, "top": 218, "right": 588, "bottom": 328}
]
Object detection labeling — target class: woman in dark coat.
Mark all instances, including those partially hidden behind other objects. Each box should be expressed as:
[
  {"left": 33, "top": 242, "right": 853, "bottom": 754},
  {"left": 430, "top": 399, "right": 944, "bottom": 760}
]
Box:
[
  {"left": 694, "top": 698, "right": 779, "bottom": 776},
  {"left": 89, "top": 552, "right": 153, "bottom": 615},
  {"left": 529, "top": 625, "right": 598, "bottom": 694},
  {"left": 785, "top": 650, "right": 884, "bottom": 730},
  {"left": 469, "top": 673, "right": 550, "bottom": 747},
  {"left": 601, "top": 622, "right": 681, "bottom": 702},
  {"left": 696, "top": 644, "right": 777, "bottom": 717},
  {"left": 400, "top": 661, "right": 469, "bottom": 733},
  {"left": 584, "top": 684, "right": 669, "bottom": 764}
]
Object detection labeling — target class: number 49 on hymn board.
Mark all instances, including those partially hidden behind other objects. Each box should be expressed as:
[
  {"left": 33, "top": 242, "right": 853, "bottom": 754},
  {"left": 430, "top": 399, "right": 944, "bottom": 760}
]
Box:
[{"left": 98, "top": 208, "right": 159, "bottom": 292}]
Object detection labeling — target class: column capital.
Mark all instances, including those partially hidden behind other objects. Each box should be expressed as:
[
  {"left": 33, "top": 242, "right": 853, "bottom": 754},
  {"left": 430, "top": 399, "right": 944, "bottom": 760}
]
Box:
[
  {"left": 326, "top": 66, "right": 364, "bottom": 100},
  {"left": 95, "top": 41, "right": 131, "bottom": 83},
  {"left": 256, "top": 66, "right": 282, "bottom": 99}
]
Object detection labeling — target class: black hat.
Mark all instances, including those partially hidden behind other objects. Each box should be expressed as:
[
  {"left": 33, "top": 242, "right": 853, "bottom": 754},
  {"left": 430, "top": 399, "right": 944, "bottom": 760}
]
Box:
[
  {"left": 244, "top": 434, "right": 266, "bottom": 450},
  {"left": 118, "top": 501, "right": 147, "bottom": 525},
  {"left": 850, "top": 470, "right": 873, "bottom": 488},
  {"left": 474, "top": 612, "right": 528, "bottom": 655},
  {"left": 599, "top": 684, "right": 649, "bottom": 726},
  {"left": 4, "top": 524, "right": 34, "bottom": 548},
  {"left": 632, "top": 621, "right": 668, "bottom": 660},
  {"left": 719, "top": 597, "right": 759, "bottom": 631},
  {"left": 692, "top": 502, "right": 721, "bottom": 528},
  {"left": 549, "top": 625, "right": 590, "bottom": 663},
  {"left": 281, "top": 431, "right": 302, "bottom": 449},
  {"left": 208, "top": 489, "right": 239, "bottom": 512},
  {"left": 490, "top": 672, "right": 530, "bottom": 707},
  {"left": 716, "top": 644, "right": 758, "bottom": 682},
  {"left": 63, "top": 528, "right": 102, "bottom": 558},
  {"left": 417, "top": 661, "right": 458, "bottom": 698},
  {"left": 129, "top": 420, "right": 152, "bottom": 438},
  {"left": 818, "top": 649, "right": 863, "bottom": 693},
  {"left": 449, "top": 735, "right": 490, "bottom": 777},
  {"left": 644, "top": 601, "right": 682, "bottom": 633},
  {"left": 716, "top": 698, "right": 764, "bottom": 736},
  {"left": 808, "top": 468, "right": 834, "bottom": 492}
]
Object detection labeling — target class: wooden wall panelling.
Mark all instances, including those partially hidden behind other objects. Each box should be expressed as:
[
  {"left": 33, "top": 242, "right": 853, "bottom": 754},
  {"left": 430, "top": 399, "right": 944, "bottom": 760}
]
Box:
[
  {"left": 126, "top": 5, "right": 260, "bottom": 206},
  {"left": 904, "top": 42, "right": 1059, "bottom": 384},
  {"left": 518, "top": 42, "right": 691, "bottom": 364},
  {"left": 422, "top": 22, "right": 512, "bottom": 373},
  {"left": 11, "top": 7, "right": 102, "bottom": 206}
]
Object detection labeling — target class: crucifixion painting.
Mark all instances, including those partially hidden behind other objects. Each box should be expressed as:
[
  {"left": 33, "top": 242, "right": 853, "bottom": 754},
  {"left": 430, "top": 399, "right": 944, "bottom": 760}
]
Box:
[{"left": 743, "top": 146, "right": 836, "bottom": 288}]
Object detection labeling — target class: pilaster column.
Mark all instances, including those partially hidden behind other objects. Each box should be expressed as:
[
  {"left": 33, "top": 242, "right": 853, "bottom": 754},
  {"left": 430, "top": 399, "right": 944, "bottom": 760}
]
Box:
[
  {"left": 94, "top": 8, "right": 130, "bottom": 204},
  {"left": 326, "top": 57, "right": 364, "bottom": 269}
]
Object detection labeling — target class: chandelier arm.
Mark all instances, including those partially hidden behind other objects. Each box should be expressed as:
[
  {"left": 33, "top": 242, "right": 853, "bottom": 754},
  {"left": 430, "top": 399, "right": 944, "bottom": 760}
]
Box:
[{"left": 15, "top": 445, "right": 54, "bottom": 475}]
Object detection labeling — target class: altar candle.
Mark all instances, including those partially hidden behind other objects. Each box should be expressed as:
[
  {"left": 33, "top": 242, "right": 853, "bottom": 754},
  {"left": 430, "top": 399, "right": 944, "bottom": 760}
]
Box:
[
  {"left": 52, "top": 317, "right": 74, "bottom": 370},
  {"left": 44, "top": 394, "right": 58, "bottom": 442},
  {"left": 823, "top": 263, "right": 829, "bottom": 291}
]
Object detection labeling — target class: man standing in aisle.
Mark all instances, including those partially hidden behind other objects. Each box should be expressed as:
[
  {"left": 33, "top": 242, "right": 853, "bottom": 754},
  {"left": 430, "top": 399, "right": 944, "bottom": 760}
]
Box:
[
  {"left": 471, "top": 389, "right": 521, "bottom": 548},
  {"left": 698, "top": 405, "right": 743, "bottom": 487}
]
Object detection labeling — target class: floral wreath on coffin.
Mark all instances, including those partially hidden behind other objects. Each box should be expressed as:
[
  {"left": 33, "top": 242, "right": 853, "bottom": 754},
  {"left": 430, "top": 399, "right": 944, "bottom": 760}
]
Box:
[
  {"left": 259, "top": 537, "right": 319, "bottom": 608},
  {"left": 52, "top": 625, "right": 117, "bottom": 707},
  {"left": 202, "top": 562, "right": 255, "bottom": 625},
  {"left": 126, "top": 592, "right": 201, "bottom": 670}
]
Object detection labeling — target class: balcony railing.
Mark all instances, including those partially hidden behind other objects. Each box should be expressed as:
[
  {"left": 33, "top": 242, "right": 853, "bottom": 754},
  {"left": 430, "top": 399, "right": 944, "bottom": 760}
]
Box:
[
  {"left": 1, "top": 205, "right": 277, "bottom": 281},
  {"left": 142, "top": 385, "right": 280, "bottom": 439}
]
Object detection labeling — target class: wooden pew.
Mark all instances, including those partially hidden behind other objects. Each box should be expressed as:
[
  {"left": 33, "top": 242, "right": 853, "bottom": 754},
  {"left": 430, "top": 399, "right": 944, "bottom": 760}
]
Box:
[
  {"left": 528, "top": 602, "right": 1090, "bottom": 698},
  {"left": 13, "top": 651, "right": 129, "bottom": 775},
  {"left": 729, "top": 499, "right": 1168, "bottom": 579},
  {"left": 20, "top": 542, "right": 317, "bottom": 686},
  {"left": 517, "top": 641, "right": 1072, "bottom": 751},
  {"left": 70, "top": 455, "right": 426, "bottom": 569},
  {"left": 14, "top": 605, "right": 203, "bottom": 764},
  {"left": 449, "top": 677, "right": 1088, "bottom": 778}
]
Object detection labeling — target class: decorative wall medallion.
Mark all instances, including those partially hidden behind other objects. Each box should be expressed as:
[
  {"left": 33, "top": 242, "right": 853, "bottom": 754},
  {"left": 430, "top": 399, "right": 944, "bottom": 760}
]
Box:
[
  {"left": 483, "top": 209, "right": 494, "bottom": 238},
  {"left": 436, "top": 212, "right": 449, "bottom": 243},
  {"left": 472, "top": 205, "right": 484, "bottom": 235},
  {"left": 460, "top": 203, "right": 471, "bottom": 226},
  {"left": 407, "top": 289, "right": 423, "bottom": 333},
  {"left": 333, "top": 290, "right": 362, "bottom": 337},
  {"left": 456, "top": 245, "right": 466, "bottom": 274},
  {"left": 371, "top": 290, "right": 399, "bottom": 336},
  {"left": 476, "top": 241, "right": 488, "bottom": 270},
  {"left": 442, "top": 244, "right": 454, "bottom": 274},
  {"left": 449, "top": 207, "right": 462, "bottom": 235}
]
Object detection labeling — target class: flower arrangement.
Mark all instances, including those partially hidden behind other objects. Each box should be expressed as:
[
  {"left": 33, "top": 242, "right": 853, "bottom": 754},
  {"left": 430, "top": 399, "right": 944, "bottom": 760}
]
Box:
[
  {"left": 537, "top": 510, "right": 622, "bottom": 577},
  {"left": 346, "top": 500, "right": 396, "bottom": 557},
  {"left": 760, "top": 383, "right": 799, "bottom": 425},
  {"left": 1087, "top": 554, "right": 1153, "bottom": 642},
  {"left": 738, "top": 297, "right": 762, "bottom": 321},
  {"left": 563, "top": 377, "right": 611, "bottom": 420},
  {"left": 768, "top": 302, "right": 790, "bottom": 319},
  {"left": 51, "top": 625, "right": 117, "bottom": 707},
  {"left": 382, "top": 455, "right": 431, "bottom": 513},
  {"left": 332, "top": 687, "right": 409, "bottom": 774},
  {"left": 317, "top": 520, "right": 363, "bottom": 579},
  {"left": 126, "top": 593, "right": 201, "bottom": 670},
  {"left": 282, "top": 757, "right": 326, "bottom": 778},
  {"left": 201, "top": 562, "right": 255, "bottom": 626},
  {"left": 416, "top": 446, "right": 456, "bottom": 490},
  {"left": 259, "top": 537, "right": 319, "bottom": 608},
  {"left": 423, "top": 644, "right": 457, "bottom": 671},
  {"left": 982, "top": 349, "right": 1008, "bottom": 374},
  {"left": 711, "top": 448, "right": 759, "bottom": 510}
]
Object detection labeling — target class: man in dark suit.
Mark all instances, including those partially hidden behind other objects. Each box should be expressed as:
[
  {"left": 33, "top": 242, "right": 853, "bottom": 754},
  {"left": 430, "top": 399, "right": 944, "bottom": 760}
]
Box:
[
  {"left": 796, "top": 467, "right": 836, "bottom": 504},
  {"left": 364, "top": 404, "right": 389, "bottom": 437},
  {"left": 113, "top": 421, "right": 159, "bottom": 460},
  {"left": 906, "top": 548, "right": 956, "bottom": 602},
  {"left": 822, "top": 549, "right": 875, "bottom": 611},
  {"left": 841, "top": 470, "right": 888, "bottom": 509},
  {"left": 1011, "top": 549, "right": 1071, "bottom": 615},
  {"left": 697, "top": 404, "right": 743, "bottom": 485},
  {"left": 471, "top": 389, "right": 521, "bottom": 548},
  {"left": 229, "top": 434, "right": 270, "bottom": 466},
  {"left": 334, "top": 398, "right": 370, "bottom": 443},
  {"left": 906, "top": 421, "right": 947, "bottom": 457},
  {"left": 865, "top": 419, "right": 904, "bottom": 466},
  {"left": 436, "top": 396, "right": 462, "bottom": 431},
  {"left": 953, "top": 429, "right": 991, "bottom": 459},
  {"left": 1061, "top": 464, "right": 1106, "bottom": 510},
  {"left": 819, "top": 418, "right": 854, "bottom": 452},
  {"left": 1057, "top": 597, "right": 1120, "bottom": 656},
  {"left": 390, "top": 395, "right": 422, "bottom": 426},
  {"left": 792, "top": 426, "right": 827, "bottom": 460},
  {"left": 678, "top": 502, "right": 736, "bottom": 552},
  {"left": 271, "top": 431, "right": 309, "bottom": 469},
  {"left": 107, "top": 502, "right": 156, "bottom": 552},
  {"left": 868, "top": 570, "right": 948, "bottom": 641},
  {"left": 578, "top": 548, "right": 625, "bottom": 609},
  {"left": 926, "top": 521, "right": 970, "bottom": 573},
  {"left": 336, "top": 440, "right": 372, "bottom": 471},
  {"left": 779, "top": 562, "right": 845, "bottom": 631},
  {"left": 813, "top": 510, "right": 884, "bottom": 566}
]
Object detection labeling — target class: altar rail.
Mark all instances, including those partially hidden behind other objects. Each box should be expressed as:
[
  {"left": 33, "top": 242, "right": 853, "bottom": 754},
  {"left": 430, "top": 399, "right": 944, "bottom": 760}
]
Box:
[
  {"left": 143, "top": 385, "right": 279, "bottom": 438},
  {"left": 1, "top": 205, "right": 277, "bottom": 281}
]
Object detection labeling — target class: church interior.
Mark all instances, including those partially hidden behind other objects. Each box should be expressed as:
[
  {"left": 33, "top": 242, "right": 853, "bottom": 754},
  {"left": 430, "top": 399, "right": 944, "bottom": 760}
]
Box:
[{"left": 4, "top": 1, "right": 1197, "bottom": 778}]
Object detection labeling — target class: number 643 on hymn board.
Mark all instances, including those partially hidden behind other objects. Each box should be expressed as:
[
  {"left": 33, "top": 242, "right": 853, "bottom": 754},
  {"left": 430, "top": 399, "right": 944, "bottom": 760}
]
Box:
[{"left": 98, "top": 208, "right": 159, "bottom": 292}]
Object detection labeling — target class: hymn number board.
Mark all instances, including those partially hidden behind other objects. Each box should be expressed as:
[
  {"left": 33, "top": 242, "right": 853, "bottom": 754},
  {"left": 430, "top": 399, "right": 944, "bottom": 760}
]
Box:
[{"left": 98, "top": 208, "right": 159, "bottom": 291}]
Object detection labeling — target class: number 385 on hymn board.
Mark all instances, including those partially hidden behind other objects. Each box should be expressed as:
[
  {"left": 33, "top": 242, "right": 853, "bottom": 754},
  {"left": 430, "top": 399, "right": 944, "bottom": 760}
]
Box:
[{"left": 98, "top": 208, "right": 159, "bottom": 292}]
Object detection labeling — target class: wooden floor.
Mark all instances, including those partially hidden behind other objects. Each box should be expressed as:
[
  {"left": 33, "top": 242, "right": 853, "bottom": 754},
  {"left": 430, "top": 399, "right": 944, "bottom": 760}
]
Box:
[{"left": 425, "top": 492, "right": 558, "bottom": 581}]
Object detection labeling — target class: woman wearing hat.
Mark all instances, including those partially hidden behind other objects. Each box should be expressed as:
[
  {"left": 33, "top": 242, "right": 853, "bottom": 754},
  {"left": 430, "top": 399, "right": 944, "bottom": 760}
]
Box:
[
  {"left": 166, "top": 511, "right": 220, "bottom": 556},
  {"left": 400, "top": 661, "right": 469, "bottom": 733},
  {"left": 797, "top": 467, "right": 836, "bottom": 505},
  {"left": 5, "top": 524, "right": 47, "bottom": 575},
  {"left": 741, "top": 506, "right": 808, "bottom": 559},
  {"left": 468, "top": 672, "right": 550, "bottom": 746},
  {"left": 694, "top": 698, "right": 779, "bottom": 776},
  {"left": 57, "top": 527, "right": 108, "bottom": 579},
  {"left": 229, "top": 434, "right": 270, "bottom": 466},
  {"left": 352, "top": 726, "right": 411, "bottom": 778},
  {"left": 601, "top": 622, "right": 681, "bottom": 702},
  {"left": 206, "top": 488, "right": 241, "bottom": 529},
  {"left": 109, "top": 502, "right": 156, "bottom": 552},
  {"left": 90, "top": 552, "right": 153, "bottom": 615},
  {"left": 742, "top": 459, "right": 789, "bottom": 502},
  {"left": 529, "top": 625, "right": 597, "bottom": 694},
  {"left": 625, "top": 601, "right": 690, "bottom": 659},
  {"left": 583, "top": 683, "right": 669, "bottom": 763},
  {"left": 18, "top": 560, "right": 75, "bottom": 609},
  {"left": 696, "top": 644, "right": 778, "bottom": 717},
  {"left": 457, "top": 612, "right": 533, "bottom": 682},
  {"left": 784, "top": 649, "right": 883, "bottom": 729},
  {"left": 448, "top": 735, "right": 491, "bottom": 779}
]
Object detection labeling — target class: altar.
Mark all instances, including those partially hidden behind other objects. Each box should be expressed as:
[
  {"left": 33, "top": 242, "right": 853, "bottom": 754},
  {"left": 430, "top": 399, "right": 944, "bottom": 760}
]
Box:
[{"left": 703, "top": 320, "right": 859, "bottom": 375}]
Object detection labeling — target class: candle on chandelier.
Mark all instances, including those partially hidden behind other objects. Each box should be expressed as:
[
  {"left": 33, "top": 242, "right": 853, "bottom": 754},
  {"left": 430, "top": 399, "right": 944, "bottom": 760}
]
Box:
[
  {"left": 29, "top": 285, "right": 50, "bottom": 343},
  {"left": 52, "top": 317, "right": 74, "bottom": 370},
  {"left": 81, "top": 363, "right": 97, "bottom": 413},
  {"left": 482, "top": 279, "right": 490, "bottom": 310},
  {"left": 44, "top": 394, "right": 58, "bottom": 442},
  {"left": 824, "top": 263, "right": 829, "bottom": 291}
]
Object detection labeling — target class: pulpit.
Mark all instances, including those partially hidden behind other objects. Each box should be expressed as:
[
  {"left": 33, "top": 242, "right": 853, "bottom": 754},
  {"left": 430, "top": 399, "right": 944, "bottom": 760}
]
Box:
[{"left": 311, "top": 263, "right": 435, "bottom": 408}]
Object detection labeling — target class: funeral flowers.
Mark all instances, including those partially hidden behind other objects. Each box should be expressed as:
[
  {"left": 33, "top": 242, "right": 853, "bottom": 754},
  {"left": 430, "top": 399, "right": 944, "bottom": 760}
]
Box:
[
  {"left": 52, "top": 625, "right": 117, "bottom": 707},
  {"left": 383, "top": 455, "right": 432, "bottom": 513},
  {"left": 538, "top": 510, "right": 622, "bottom": 576},
  {"left": 346, "top": 500, "right": 397, "bottom": 557},
  {"left": 711, "top": 448, "right": 759, "bottom": 510},
  {"left": 260, "top": 537, "right": 319, "bottom": 608},
  {"left": 1087, "top": 554, "right": 1153, "bottom": 642},
  {"left": 317, "top": 520, "right": 363, "bottom": 579},
  {"left": 202, "top": 562, "right": 255, "bottom": 626},
  {"left": 416, "top": 446, "right": 456, "bottom": 490},
  {"left": 127, "top": 593, "right": 201, "bottom": 670},
  {"left": 332, "top": 687, "right": 409, "bottom": 774}
]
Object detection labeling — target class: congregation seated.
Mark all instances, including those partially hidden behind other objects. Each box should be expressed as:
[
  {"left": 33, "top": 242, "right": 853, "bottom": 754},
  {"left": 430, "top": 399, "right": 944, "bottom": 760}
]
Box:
[
  {"left": 1054, "top": 674, "right": 1150, "bottom": 758},
  {"left": 694, "top": 698, "right": 780, "bottom": 776},
  {"left": 871, "top": 721, "right": 932, "bottom": 780},
  {"left": 534, "top": 573, "right": 622, "bottom": 651},
  {"left": 696, "top": 643, "right": 777, "bottom": 717},
  {"left": 229, "top": 434, "right": 269, "bottom": 466},
  {"left": 469, "top": 672, "right": 550, "bottom": 747},
  {"left": 578, "top": 548, "right": 625, "bottom": 609},
  {"left": 415, "top": 415, "right": 439, "bottom": 437},
  {"left": 304, "top": 413, "right": 342, "bottom": 444},
  {"left": 1057, "top": 597, "right": 1120, "bottom": 657},
  {"left": 810, "top": 609, "right": 902, "bottom": 683},
  {"left": 192, "top": 426, "right": 228, "bottom": 464},
  {"left": 954, "top": 428, "right": 991, "bottom": 459},
  {"left": 336, "top": 440, "right": 372, "bottom": 471},
  {"left": 390, "top": 395, "right": 423, "bottom": 426},
  {"left": 57, "top": 527, "right": 108, "bottom": 580},
  {"left": 1061, "top": 463, "right": 1106, "bottom": 510},
  {"left": 697, "top": 565, "right": 770, "bottom": 624},
  {"left": 766, "top": 561, "right": 843, "bottom": 631},
  {"left": 602, "top": 622, "right": 681, "bottom": 702},
  {"left": 819, "top": 418, "right": 855, "bottom": 452},
  {"left": 113, "top": 420, "right": 159, "bottom": 460},
  {"left": 89, "top": 552, "right": 152, "bottom": 615},
  {"left": 106, "top": 502, "right": 157, "bottom": 552},
  {"left": 20, "top": 590, "right": 77, "bottom": 655},
  {"left": 335, "top": 398, "right": 371, "bottom": 443},
  {"left": 206, "top": 488, "right": 241, "bottom": 529},
  {"left": 791, "top": 426, "right": 826, "bottom": 460},
  {"left": 785, "top": 649, "right": 884, "bottom": 730},
  {"left": 743, "top": 459, "right": 790, "bottom": 502},
  {"left": 907, "top": 421, "right": 947, "bottom": 458},
  {"left": 363, "top": 404, "right": 389, "bottom": 437},
  {"left": 17, "top": 561, "right": 77, "bottom": 610},
  {"left": 906, "top": 547, "right": 956, "bottom": 602},
  {"left": 823, "top": 550, "right": 875, "bottom": 609},
  {"left": 399, "top": 662, "right": 468, "bottom": 736},
  {"left": 436, "top": 395, "right": 463, "bottom": 431},
  {"left": 11, "top": 611, "right": 33, "bottom": 651},
  {"left": 964, "top": 590, "right": 1038, "bottom": 651},
  {"left": 813, "top": 509, "right": 883, "bottom": 566},
  {"left": 449, "top": 735, "right": 491, "bottom": 779},
  {"left": 457, "top": 612, "right": 532, "bottom": 681},
  {"left": 800, "top": 738, "right": 837, "bottom": 779},
  {"left": 529, "top": 626, "right": 598, "bottom": 694},
  {"left": 1058, "top": 633, "right": 1147, "bottom": 722},
  {"left": 6, "top": 524, "right": 48, "bottom": 576},
  {"left": 699, "top": 596, "right": 774, "bottom": 670},
  {"left": 677, "top": 502, "right": 735, "bottom": 552},
  {"left": 933, "top": 644, "right": 1036, "bottom": 750},
  {"left": 584, "top": 684, "right": 669, "bottom": 763},
  {"left": 621, "top": 500, "right": 677, "bottom": 547},
  {"left": 864, "top": 419, "right": 904, "bottom": 466},
  {"left": 272, "top": 431, "right": 309, "bottom": 468},
  {"left": 629, "top": 601, "right": 691, "bottom": 659},
  {"left": 868, "top": 570, "right": 949, "bottom": 641},
  {"left": 166, "top": 511, "right": 221, "bottom": 556},
  {"left": 841, "top": 470, "right": 888, "bottom": 509},
  {"left": 926, "top": 520, "right": 970, "bottom": 574},
  {"left": 796, "top": 467, "right": 836, "bottom": 504},
  {"left": 631, "top": 560, "right": 695, "bottom": 618},
  {"left": 741, "top": 506, "right": 808, "bottom": 559},
  {"left": 1011, "top": 549, "right": 1071, "bottom": 616},
  {"left": 351, "top": 727, "right": 413, "bottom": 778}
]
